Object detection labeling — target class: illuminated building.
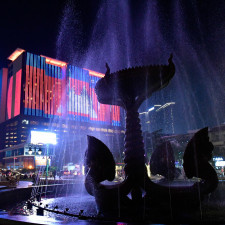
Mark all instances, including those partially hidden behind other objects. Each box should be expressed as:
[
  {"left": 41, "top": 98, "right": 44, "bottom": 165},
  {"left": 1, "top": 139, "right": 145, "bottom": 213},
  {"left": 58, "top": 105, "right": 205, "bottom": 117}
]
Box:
[
  {"left": 139, "top": 102, "right": 175, "bottom": 134},
  {"left": 0, "top": 49, "right": 124, "bottom": 169},
  {"left": 4, "top": 48, "right": 120, "bottom": 125}
]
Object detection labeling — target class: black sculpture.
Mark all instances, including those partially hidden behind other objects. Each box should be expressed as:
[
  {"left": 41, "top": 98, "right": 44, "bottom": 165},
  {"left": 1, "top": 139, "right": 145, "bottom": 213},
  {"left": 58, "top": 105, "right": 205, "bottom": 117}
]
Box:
[
  {"left": 84, "top": 55, "right": 218, "bottom": 221},
  {"left": 183, "top": 127, "right": 218, "bottom": 193}
]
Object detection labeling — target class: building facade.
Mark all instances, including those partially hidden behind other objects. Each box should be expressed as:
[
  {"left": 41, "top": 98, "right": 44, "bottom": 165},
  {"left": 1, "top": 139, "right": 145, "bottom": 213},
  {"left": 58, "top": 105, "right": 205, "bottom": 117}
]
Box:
[{"left": 0, "top": 49, "right": 124, "bottom": 169}]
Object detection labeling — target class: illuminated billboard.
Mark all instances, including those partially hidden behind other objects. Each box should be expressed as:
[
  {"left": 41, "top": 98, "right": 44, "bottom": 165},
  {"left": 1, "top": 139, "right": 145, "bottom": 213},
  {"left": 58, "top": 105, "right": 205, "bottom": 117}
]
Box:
[
  {"left": 24, "top": 53, "right": 64, "bottom": 117},
  {"left": 31, "top": 131, "right": 57, "bottom": 145},
  {"left": 23, "top": 52, "right": 121, "bottom": 126},
  {"left": 67, "top": 65, "right": 120, "bottom": 125},
  {"left": 35, "top": 156, "right": 51, "bottom": 166}
]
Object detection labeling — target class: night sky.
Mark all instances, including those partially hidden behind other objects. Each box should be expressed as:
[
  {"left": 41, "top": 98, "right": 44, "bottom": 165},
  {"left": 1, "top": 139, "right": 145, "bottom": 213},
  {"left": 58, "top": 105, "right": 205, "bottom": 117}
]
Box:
[
  {"left": 0, "top": 0, "right": 100, "bottom": 67},
  {"left": 0, "top": 0, "right": 224, "bottom": 134}
]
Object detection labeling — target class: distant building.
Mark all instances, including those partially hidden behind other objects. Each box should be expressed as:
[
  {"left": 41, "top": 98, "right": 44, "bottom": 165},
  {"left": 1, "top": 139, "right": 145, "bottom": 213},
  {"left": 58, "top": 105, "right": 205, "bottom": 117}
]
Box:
[
  {"left": 0, "top": 48, "right": 124, "bottom": 169},
  {"left": 160, "top": 124, "right": 225, "bottom": 172},
  {"left": 139, "top": 102, "right": 175, "bottom": 134}
]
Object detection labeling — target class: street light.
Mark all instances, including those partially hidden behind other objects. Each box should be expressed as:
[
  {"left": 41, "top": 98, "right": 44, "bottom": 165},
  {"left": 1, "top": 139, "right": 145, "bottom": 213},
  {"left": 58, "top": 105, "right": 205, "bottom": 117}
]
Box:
[
  {"left": 28, "top": 147, "right": 32, "bottom": 155},
  {"left": 28, "top": 146, "right": 42, "bottom": 155},
  {"left": 38, "top": 147, "right": 42, "bottom": 155}
]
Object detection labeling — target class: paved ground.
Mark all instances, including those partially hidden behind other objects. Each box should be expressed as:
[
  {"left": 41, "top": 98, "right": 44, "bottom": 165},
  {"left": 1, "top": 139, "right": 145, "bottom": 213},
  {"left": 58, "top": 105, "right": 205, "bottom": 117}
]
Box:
[
  {"left": 17, "top": 181, "right": 33, "bottom": 188},
  {"left": 0, "top": 211, "right": 118, "bottom": 225},
  {"left": 0, "top": 185, "right": 7, "bottom": 189},
  {"left": 1, "top": 179, "right": 225, "bottom": 224},
  {"left": 0, "top": 194, "right": 125, "bottom": 225}
]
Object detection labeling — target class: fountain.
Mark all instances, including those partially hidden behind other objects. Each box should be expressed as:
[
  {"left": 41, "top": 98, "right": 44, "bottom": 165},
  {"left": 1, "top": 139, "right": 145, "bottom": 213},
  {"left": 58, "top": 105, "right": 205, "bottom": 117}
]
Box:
[
  {"left": 84, "top": 55, "right": 218, "bottom": 221},
  {"left": 1, "top": 1, "right": 224, "bottom": 224}
]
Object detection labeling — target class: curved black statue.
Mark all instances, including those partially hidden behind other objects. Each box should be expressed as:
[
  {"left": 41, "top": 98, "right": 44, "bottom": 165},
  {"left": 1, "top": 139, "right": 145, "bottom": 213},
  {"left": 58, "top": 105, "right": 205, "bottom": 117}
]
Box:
[
  {"left": 183, "top": 127, "right": 218, "bottom": 193},
  {"left": 84, "top": 55, "right": 218, "bottom": 221}
]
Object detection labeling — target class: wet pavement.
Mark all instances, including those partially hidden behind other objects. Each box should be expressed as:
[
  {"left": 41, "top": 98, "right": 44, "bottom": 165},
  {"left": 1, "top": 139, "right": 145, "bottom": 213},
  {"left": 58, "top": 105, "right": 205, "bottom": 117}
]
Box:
[
  {"left": 0, "top": 195, "right": 130, "bottom": 225},
  {"left": 17, "top": 181, "right": 33, "bottom": 188},
  {"left": 0, "top": 181, "right": 33, "bottom": 193},
  {"left": 0, "top": 185, "right": 7, "bottom": 189},
  {"left": 0, "top": 212, "right": 124, "bottom": 225},
  {"left": 1, "top": 180, "right": 225, "bottom": 224}
]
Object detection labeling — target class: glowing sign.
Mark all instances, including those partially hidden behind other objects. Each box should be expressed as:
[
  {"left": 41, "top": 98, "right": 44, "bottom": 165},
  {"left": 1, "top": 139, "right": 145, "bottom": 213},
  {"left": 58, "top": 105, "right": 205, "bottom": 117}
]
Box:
[
  {"left": 31, "top": 131, "right": 56, "bottom": 145},
  {"left": 35, "top": 156, "right": 51, "bottom": 166},
  {"left": 24, "top": 52, "right": 121, "bottom": 126},
  {"left": 213, "top": 157, "right": 223, "bottom": 161},
  {"left": 215, "top": 161, "right": 225, "bottom": 167}
]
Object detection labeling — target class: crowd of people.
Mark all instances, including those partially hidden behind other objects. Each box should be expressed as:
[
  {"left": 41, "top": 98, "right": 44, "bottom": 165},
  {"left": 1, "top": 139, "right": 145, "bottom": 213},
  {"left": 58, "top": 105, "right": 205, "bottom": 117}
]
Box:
[
  {"left": 0, "top": 170, "right": 20, "bottom": 186},
  {"left": 0, "top": 169, "right": 58, "bottom": 185}
]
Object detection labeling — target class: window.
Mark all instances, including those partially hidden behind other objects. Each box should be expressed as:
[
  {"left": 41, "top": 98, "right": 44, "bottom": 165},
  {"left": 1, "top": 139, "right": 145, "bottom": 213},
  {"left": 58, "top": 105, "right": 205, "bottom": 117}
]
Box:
[
  {"left": 30, "top": 121, "right": 39, "bottom": 125},
  {"left": 18, "top": 148, "right": 24, "bottom": 155},
  {"left": 6, "top": 151, "right": 12, "bottom": 157}
]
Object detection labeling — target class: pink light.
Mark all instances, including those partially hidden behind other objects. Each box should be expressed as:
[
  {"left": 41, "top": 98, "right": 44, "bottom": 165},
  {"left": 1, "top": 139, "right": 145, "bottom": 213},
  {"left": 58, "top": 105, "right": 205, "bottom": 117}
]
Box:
[
  {"left": 7, "top": 76, "right": 13, "bottom": 119},
  {"left": 14, "top": 69, "right": 22, "bottom": 116}
]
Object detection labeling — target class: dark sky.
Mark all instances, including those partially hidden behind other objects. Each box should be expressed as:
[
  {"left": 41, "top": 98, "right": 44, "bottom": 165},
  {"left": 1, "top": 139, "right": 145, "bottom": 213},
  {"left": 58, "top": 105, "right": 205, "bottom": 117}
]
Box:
[
  {"left": 0, "top": 0, "right": 100, "bottom": 67},
  {"left": 0, "top": 0, "right": 224, "bottom": 134},
  {"left": 0, "top": 0, "right": 224, "bottom": 68},
  {"left": 0, "top": 0, "right": 61, "bottom": 67}
]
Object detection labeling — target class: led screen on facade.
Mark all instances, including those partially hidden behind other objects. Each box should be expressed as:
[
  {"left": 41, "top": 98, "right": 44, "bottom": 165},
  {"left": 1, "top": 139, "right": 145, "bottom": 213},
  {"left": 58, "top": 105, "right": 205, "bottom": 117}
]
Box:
[
  {"left": 24, "top": 53, "right": 63, "bottom": 117},
  {"left": 67, "top": 65, "right": 120, "bottom": 125},
  {"left": 24, "top": 52, "right": 121, "bottom": 126},
  {"left": 31, "top": 130, "right": 57, "bottom": 145}
]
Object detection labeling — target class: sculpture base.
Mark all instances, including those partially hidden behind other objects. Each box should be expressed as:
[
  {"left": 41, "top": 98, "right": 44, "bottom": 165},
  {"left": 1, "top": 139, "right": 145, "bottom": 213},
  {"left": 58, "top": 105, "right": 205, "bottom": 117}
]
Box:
[{"left": 87, "top": 175, "right": 204, "bottom": 221}]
